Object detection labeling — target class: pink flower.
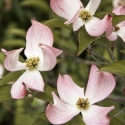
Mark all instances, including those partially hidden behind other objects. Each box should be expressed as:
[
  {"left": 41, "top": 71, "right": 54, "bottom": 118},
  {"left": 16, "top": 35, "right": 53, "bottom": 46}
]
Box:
[
  {"left": 2, "top": 20, "right": 62, "bottom": 99},
  {"left": 46, "top": 65, "right": 116, "bottom": 125},
  {"left": 50, "top": 0, "right": 112, "bottom": 36},
  {"left": 106, "top": 5, "right": 125, "bottom": 42}
]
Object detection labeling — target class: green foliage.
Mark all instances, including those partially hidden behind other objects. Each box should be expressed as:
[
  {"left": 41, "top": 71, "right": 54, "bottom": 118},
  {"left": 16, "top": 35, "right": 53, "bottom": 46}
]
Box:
[
  {"left": 0, "top": 71, "right": 24, "bottom": 86},
  {"left": 0, "top": 85, "right": 12, "bottom": 103},
  {"left": 100, "top": 60, "right": 125, "bottom": 76},
  {"left": 63, "top": 114, "right": 85, "bottom": 125},
  {"left": 112, "top": 15, "right": 125, "bottom": 26},
  {"left": 77, "top": 27, "right": 96, "bottom": 55}
]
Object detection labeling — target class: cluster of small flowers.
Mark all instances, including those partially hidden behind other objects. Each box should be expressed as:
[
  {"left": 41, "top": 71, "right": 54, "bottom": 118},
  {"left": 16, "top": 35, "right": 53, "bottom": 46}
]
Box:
[{"left": 2, "top": 0, "right": 125, "bottom": 124}]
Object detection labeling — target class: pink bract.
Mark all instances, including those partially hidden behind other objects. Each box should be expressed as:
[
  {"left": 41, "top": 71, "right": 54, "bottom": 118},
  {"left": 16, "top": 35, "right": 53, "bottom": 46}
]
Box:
[
  {"left": 50, "top": 0, "right": 112, "bottom": 36},
  {"left": 2, "top": 20, "right": 62, "bottom": 99},
  {"left": 46, "top": 65, "right": 116, "bottom": 125}
]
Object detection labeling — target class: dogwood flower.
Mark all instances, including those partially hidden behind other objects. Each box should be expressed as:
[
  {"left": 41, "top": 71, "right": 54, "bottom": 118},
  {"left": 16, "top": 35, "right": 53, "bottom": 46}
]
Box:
[
  {"left": 106, "top": 5, "right": 125, "bottom": 42},
  {"left": 46, "top": 65, "right": 116, "bottom": 125},
  {"left": 2, "top": 19, "right": 62, "bottom": 99},
  {"left": 50, "top": 0, "right": 112, "bottom": 36}
]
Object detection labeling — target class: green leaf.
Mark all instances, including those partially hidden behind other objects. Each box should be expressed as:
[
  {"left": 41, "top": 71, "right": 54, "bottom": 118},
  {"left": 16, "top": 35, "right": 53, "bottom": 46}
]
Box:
[
  {"left": 20, "top": 0, "right": 49, "bottom": 13},
  {"left": 0, "top": 85, "right": 13, "bottom": 103},
  {"left": 77, "top": 27, "right": 96, "bottom": 55},
  {"left": 43, "top": 18, "right": 70, "bottom": 29},
  {"left": 95, "top": 11, "right": 113, "bottom": 18},
  {"left": 5, "top": 28, "right": 26, "bottom": 37},
  {"left": 120, "top": 49, "right": 125, "bottom": 54},
  {"left": 112, "top": 15, "right": 125, "bottom": 26},
  {"left": 34, "top": 84, "right": 57, "bottom": 103},
  {"left": 63, "top": 114, "right": 85, "bottom": 125},
  {"left": 100, "top": 60, "right": 125, "bottom": 76},
  {"left": 0, "top": 71, "right": 24, "bottom": 86},
  {"left": 110, "top": 117, "right": 123, "bottom": 125},
  {"left": 1, "top": 39, "right": 25, "bottom": 48}
]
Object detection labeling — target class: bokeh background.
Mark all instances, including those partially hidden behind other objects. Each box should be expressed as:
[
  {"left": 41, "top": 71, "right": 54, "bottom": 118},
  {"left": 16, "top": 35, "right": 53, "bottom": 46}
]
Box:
[{"left": 0, "top": 0, "right": 125, "bottom": 125}]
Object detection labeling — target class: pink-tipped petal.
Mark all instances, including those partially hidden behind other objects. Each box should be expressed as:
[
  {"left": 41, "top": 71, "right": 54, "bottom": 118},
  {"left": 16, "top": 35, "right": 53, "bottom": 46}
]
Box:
[
  {"left": 57, "top": 74, "right": 84, "bottom": 105},
  {"left": 106, "top": 32, "right": 117, "bottom": 41},
  {"left": 46, "top": 92, "right": 80, "bottom": 124},
  {"left": 23, "top": 70, "right": 44, "bottom": 92},
  {"left": 38, "top": 45, "right": 57, "bottom": 71},
  {"left": 105, "top": 19, "right": 113, "bottom": 36},
  {"left": 117, "top": 26, "right": 125, "bottom": 42},
  {"left": 1, "top": 48, "right": 26, "bottom": 71},
  {"left": 85, "top": 0, "right": 101, "bottom": 15},
  {"left": 82, "top": 105, "right": 114, "bottom": 125},
  {"left": 85, "top": 14, "right": 112, "bottom": 36},
  {"left": 39, "top": 44, "right": 63, "bottom": 57},
  {"left": 25, "top": 19, "right": 53, "bottom": 57},
  {"left": 64, "top": 8, "right": 80, "bottom": 25},
  {"left": 85, "top": 65, "right": 116, "bottom": 104},
  {"left": 50, "top": 0, "right": 83, "bottom": 21},
  {"left": 11, "top": 76, "right": 26, "bottom": 99},
  {"left": 113, "top": 5, "right": 125, "bottom": 15},
  {"left": 11, "top": 70, "right": 44, "bottom": 99},
  {"left": 118, "top": 21, "right": 125, "bottom": 28}
]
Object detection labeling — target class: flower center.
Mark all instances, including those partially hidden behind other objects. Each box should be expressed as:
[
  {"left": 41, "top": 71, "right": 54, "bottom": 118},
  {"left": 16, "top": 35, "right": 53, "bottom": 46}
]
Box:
[
  {"left": 76, "top": 98, "right": 89, "bottom": 110},
  {"left": 114, "top": 26, "right": 120, "bottom": 31},
  {"left": 26, "top": 57, "right": 40, "bottom": 70},
  {"left": 79, "top": 9, "right": 92, "bottom": 21}
]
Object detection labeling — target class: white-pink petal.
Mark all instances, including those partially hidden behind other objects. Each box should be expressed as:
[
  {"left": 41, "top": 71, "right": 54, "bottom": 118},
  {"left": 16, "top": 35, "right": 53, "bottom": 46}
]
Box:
[
  {"left": 117, "top": 26, "right": 125, "bottom": 42},
  {"left": 50, "top": 0, "right": 83, "bottom": 21},
  {"left": 25, "top": 19, "right": 53, "bottom": 57},
  {"left": 11, "top": 77, "right": 26, "bottom": 99},
  {"left": 85, "top": 0, "right": 101, "bottom": 15},
  {"left": 38, "top": 45, "right": 60, "bottom": 71},
  {"left": 46, "top": 92, "right": 80, "bottom": 124},
  {"left": 81, "top": 105, "right": 114, "bottom": 125},
  {"left": 1, "top": 48, "right": 26, "bottom": 72},
  {"left": 106, "top": 32, "right": 117, "bottom": 41},
  {"left": 57, "top": 74, "right": 84, "bottom": 105},
  {"left": 11, "top": 70, "right": 44, "bottom": 99},
  {"left": 85, "top": 65, "right": 116, "bottom": 105},
  {"left": 85, "top": 14, "right": 112, "bottom": 36},
  {"left": 113, "top": 5, "right": 125, "bottom": 15}
]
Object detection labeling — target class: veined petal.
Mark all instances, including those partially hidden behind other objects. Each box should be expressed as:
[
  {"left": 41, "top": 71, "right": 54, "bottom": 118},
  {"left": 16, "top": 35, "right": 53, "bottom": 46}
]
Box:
[
  {"left": 85, "top": 65, "right": 116, "bottom": 105},
  {"left": 85, "top": 14, "right": 112, "bottom": 36},
  {"left": 1, "top": 48, "right": 26, "bottom": 72},
  {"left": 11, "top": 70, "right": 44, "bottom": 99},
  {"left": 46, "top": 92, "right": 80, "bottom": 124},
  {"left": 117, "top": 26, "right": 125, "bottom": 42},
  {"left": 22, "top": 70, "right": 44, "bottom": 92},
  {"left": 50, "top": 0, "right": 83, "bottom": 20},
  {"left": 81, "top": 105, "right": 114, "bottom": 125},
  {"left": 57, "top": 74, "right": 84, "bottom": 105},
  {"left": 64, "top": 8, "right": 80, "bottom": 25},
  {"left": 38, "top": 45, "right": 57, "bottom": 71},
  {"left": 25, "top": 19, "right": 53, "bottom": 57},
  {"left": 73, "top": 18, "right": 84, "bottom": 31},
  {"left": 39, "top": 44, "right": 63, "bottom": 57},
  {"left": 11, "top": 74, "right": 26, "bottom": 99},
  {"left": 105, "top": 19, "right": 113, "bottom": 36},
  {"left": 85, "top": 0, "right": 101, "bottom": 15},
  {"left": 106, "top": 32, "right": 117, "bottom": 41},
  {"left": 118, "top": 21, "right": 125, "bottom": 28},
  {"left": 113, "top": 5, "right": 125, "bottom": 15}
]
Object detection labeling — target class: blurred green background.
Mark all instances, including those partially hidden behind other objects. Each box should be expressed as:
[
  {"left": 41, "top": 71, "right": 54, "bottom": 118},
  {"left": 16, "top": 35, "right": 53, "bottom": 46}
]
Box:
[{"left": 0, "top": 0, "right": 125, "bottom": 125}]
